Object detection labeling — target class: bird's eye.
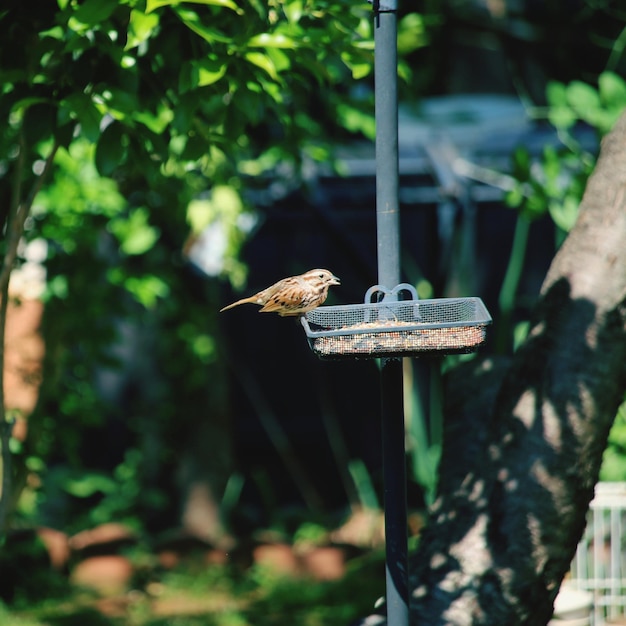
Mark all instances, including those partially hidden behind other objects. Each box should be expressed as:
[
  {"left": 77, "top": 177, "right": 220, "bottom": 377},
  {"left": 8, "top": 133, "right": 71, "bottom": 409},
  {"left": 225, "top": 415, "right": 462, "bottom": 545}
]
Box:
[{"left": 318, "top": 273, "right": 324, "bottom": 279}]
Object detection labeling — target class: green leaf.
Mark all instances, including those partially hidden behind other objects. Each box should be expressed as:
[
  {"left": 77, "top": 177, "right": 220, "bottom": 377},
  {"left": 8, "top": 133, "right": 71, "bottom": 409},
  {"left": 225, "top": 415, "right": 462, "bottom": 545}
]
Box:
[
  {"left": 336, "top": 102, "right": 375, "bottom": 139},
  {"left": 196, "top": 59, "right": 228, "bottom": 86},
  {"left": 523, "top": 185, "right": 548, "bottom": 219},
  {"left": 504, "top": 185, "right": 524, "bottom": 209},
  {"left": 72, "top": 0, "right": 119, "bottom": 25},
  {"left": 283, "top": 0, "right": 303, "bottom": 23},
  {"left": 132, "top": 103, "right": 174, "bottom": 133},
  {"left": 123, "top": 274, "right": 170, "bottom": 308},
  {"left": 244, "top": 51, "right": 279, "bottom": 81},
  {"left": 148, "top": 0, "right": 242, "bottom": 14},
  {"left": 109, "top": 207, "right": 160, "bottom": 255},
  {"left": 541, "top": 145, "right": 561, "bottom": 193},
  {"left": 599, "top": 71, "right": 626, "bottom": 108},
  {"left": 62, "top": 93, "right": 102, "bottom": 142},
  {"left": 546, "top": 81, "right": 567, "bottom": 107},
  {"left": 179, "top": 133, "right": 208, "bottom": 160},
  {"left": 247, "top": 33, "right": 298, "bottom": 49},
  {"left": 548, "top": 106, "right": 577, "bottom": 130},
  {"left": 191, "top": 333, "right": 216, "bottom": 363},
  {"left": 99, "top": 87, "right": 140, "bottom": 116},
  {"left": 397, "top": 13, "right": 427, "bottom": 55},
  {"left": 548, "top": 195, "right": 580, "bottom": 233},
  {"left": 64, "top": 472, "right": 117, "bottom": 497},
  {"left": 566, "top": 80, "right": 601, "bottom": 114},
  {"left": 340, "top": 50, "right": 372, "bottom": 80},
  {"left": 180, "top": 58, "right": 228, "bottom": 91},
  {"left": 546, "top": 81, "right": 578, "bottom": 128},
  {"left": 173, "top": 7, "right": 234, "bottom": 42},
  {"left": 126, "top": 9, "right": 160, "bottom": 49},
  {"left": 510, "top": 145, "right": 532, "bottom": 182},
  {"left": 266, "top": 48, "right": 291, "bottom": 73},
  {"left": 95, "top": 122, "right": 127, "bottom": 176}
]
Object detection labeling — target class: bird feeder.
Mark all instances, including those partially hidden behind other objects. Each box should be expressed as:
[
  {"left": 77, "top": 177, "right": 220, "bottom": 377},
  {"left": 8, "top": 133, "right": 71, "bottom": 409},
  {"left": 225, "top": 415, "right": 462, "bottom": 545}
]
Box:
[
  {"left": 299, "top": 1, "right": 492, "bottom": 625},
  {"left": 301, "top": 284, "right": 491, "bottom": 360}
]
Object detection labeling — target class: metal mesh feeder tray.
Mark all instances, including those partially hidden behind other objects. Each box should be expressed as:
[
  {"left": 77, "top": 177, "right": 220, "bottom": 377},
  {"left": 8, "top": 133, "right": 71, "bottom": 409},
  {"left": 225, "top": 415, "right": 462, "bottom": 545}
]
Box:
[{"left": 301, "top": 284, "right": 492, "bottom": 360}]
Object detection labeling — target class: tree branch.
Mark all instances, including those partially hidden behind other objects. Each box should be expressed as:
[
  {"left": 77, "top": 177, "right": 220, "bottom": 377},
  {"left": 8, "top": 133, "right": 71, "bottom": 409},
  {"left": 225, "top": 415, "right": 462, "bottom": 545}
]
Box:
[{"left": 0, "top": 138, "right": 60, "bottom": 534}]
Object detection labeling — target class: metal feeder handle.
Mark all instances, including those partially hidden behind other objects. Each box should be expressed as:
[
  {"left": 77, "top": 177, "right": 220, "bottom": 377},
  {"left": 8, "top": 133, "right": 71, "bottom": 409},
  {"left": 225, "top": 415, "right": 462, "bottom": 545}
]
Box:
[
  {"left": 364, "top": 284, "right": 420, "bottom": 324},
  {"left": 364, "top": 283, "right": 419, "bottom": 303}
]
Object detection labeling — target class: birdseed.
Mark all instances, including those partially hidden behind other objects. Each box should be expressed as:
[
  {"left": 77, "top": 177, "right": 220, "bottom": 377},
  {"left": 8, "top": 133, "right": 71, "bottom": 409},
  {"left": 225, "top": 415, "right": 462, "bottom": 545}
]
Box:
[{"left": 309, "top": 320, "right": 487, "bottom": 358}]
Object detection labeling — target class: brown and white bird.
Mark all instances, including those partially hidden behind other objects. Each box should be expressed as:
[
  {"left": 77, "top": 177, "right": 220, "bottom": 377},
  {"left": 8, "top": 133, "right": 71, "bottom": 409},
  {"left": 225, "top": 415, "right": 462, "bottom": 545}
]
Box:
[{"left": 220, "top": 268, "right": 340, "bottom": 317}]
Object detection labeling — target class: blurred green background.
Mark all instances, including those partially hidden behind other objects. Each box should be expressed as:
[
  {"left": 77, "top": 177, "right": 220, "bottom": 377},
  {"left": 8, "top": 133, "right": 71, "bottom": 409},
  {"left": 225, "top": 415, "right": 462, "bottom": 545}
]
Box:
[{"left": 1, "top": 0, "right": 626, "bottom": 623}]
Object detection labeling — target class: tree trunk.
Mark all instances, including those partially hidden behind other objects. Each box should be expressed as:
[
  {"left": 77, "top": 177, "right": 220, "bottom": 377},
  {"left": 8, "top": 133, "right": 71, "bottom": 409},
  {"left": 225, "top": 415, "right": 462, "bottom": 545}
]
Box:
[{"left": 404, "top": 112, "right": 626, "bottom": 625}]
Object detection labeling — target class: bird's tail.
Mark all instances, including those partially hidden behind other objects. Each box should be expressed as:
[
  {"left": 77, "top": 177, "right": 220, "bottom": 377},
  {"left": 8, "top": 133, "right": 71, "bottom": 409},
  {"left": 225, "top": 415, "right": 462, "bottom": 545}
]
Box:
[{"left": 219, "top": 297, "right": 257, "bottom": 312}]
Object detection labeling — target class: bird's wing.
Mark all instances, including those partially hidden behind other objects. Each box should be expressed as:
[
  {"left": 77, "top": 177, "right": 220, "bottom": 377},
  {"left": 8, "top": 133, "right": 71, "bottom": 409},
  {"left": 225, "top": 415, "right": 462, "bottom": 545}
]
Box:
[
  {"left": 258, "top": 277, "right": 305, "bottom": 313},
  {"left": 259, "top": 293, "right": 305, "bottom": 313}
]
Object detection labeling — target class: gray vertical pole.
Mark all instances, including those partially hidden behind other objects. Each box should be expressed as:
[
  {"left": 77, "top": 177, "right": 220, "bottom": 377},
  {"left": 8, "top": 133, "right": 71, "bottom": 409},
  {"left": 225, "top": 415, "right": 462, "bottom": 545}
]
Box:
[
  {"left": 375, "top": 0, "right": 400, "bottom": 292},
  {"left": 380, "top": 358, "right": 409, "bottom": 626},
  {"left": 373, "top": 1, "right": 409, "bottom": 626}
]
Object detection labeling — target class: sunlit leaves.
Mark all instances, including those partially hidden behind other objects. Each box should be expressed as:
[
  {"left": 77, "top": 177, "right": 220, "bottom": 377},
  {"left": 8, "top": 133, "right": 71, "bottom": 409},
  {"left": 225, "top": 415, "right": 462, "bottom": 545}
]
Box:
[
  {"left": 507, "top": 72, "right": 626, "bottom": 235},
  {"left": 4, "top": 0, "right": 380, "bottom": 303},
  {"left": 132, "top": 104, "right": 175, "bottom": 134},
  {"left": 244, "top": 51, "right": 280, "bottom": 81},
  {"left": 179, "top": 58, "right": 228, "bottom": 91},
  {"left": 187, "top": 186, "right": 243, "bottom": 233},
  {"left": 172, "top": 7, "right": 233, "bottom": 43},
  {"left": 146, "top": 0, "right": 243, "bottom": 14},
  {"left": 36, "top": 141, "right": 126, "bottom": 225},
  {"left": 547, "top": 71, "right": 626, "bottom": 134},
  {"left": 600, "top": 399, "right": 626, "bottom": 481},
  {"left": 599, "top": 71, "right": 626, "bottom": 108},
  {"left": 546, "top": 82, "right": 578, "bottom": 130},
  {"left": 397, "top": 12, "right": 428, "bottom": 56},
  {"left": 505, "top": 143, "right": 590, "bottom": 231},
  {"left": 108, "top": 207, "right": 161, "bottom": 256},
  {"left": 247, "top": 33, "right": 298, "bottom": 49},
  {"left": 126, "top": 10, "right": 160, "bottom": 50},
  {"left": 110, "top": 271, "right": 170, "bottom": 308},
  {"left": 336, "top": 102, "right": 376, "bottom": 140},
  {"left": 70, "top": 0, "right": 119, "bottom": 26},
  {"left": 341, "top": 50, "right": 372, "bottom": 80},
  {"left": 185, "top": 187, "right": 250, "bottom": 284},
  {"left": 63, "top": 471, "right": 117, "bottom": 498}
]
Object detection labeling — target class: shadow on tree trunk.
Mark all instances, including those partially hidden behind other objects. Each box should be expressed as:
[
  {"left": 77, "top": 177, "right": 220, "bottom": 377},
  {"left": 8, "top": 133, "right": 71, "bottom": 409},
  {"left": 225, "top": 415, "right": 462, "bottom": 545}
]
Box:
[{"left": 358, "top": 112, "right": 626, "bottom": 626}]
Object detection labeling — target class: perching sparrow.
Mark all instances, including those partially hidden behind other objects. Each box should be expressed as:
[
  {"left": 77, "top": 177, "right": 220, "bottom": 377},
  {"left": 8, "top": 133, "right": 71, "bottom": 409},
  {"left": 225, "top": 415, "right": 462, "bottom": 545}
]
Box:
[{"left": 220, "top": 268, "right": 340, "bottom": 317}]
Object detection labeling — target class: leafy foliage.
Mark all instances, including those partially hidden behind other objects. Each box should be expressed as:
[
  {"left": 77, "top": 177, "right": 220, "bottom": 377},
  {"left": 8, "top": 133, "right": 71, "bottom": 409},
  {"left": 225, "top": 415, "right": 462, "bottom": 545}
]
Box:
[
  {"left": 600, "top": 398, "right": 626, "bottom": 482},
  {"left": 503, "top": 72, "right": 626, "bottom": 477},
  {"left": 505, "top": 72, "right": 626, "bottom": 236},
  {"left": 0, "top": 547, "right": 385, "bottom": 625},
  {"left": 0, "top": 0, "right": 377, "bottom": 532}
]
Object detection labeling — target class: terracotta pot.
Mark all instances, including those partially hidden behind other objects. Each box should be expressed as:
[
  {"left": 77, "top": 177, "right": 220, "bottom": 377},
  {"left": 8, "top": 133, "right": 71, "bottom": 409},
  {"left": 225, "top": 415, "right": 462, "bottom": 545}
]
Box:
[
  {"left": 71, "top": 555, "right": 134, "bottom": 594},
  {"left": 300, "top": 546, "right": 346, "bottom": 581}
]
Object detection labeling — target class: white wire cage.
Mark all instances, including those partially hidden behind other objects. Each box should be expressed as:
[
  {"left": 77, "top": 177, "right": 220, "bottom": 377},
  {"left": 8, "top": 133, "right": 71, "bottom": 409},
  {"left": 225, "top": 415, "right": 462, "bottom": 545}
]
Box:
[
  {"left": 570, "top": 482, "right": 626, "bottom": 625},
  {"left": 301, "top": 284, "right": 492, "bottom": 360}
]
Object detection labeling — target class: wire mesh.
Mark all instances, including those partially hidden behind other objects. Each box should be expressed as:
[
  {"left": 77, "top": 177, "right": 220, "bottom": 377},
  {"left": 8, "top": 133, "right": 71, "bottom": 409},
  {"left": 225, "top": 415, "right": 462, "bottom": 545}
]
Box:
[
  {"left": 301, "top": 286, "right": 492, "bottom": 359},
  {"left": 570, "top": 482, "right": 626, "bottom": 625}
]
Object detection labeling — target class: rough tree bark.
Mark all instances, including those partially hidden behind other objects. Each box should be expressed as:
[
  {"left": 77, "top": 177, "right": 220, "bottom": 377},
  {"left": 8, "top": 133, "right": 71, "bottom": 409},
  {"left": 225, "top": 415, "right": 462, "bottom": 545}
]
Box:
[{"left": 366, "top": 111, "right": 626, "bottom": 626}]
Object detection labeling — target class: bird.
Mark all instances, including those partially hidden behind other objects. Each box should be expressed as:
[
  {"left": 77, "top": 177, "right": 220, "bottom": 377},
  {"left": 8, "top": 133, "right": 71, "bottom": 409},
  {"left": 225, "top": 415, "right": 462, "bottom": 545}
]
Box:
[{"left": 220, "top": 268, "right": 340, "bottom": 317}]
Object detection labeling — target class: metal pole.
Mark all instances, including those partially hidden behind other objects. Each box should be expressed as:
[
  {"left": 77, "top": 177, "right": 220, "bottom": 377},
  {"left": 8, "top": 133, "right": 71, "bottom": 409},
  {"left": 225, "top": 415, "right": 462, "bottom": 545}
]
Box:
[
  {"left": 380, "top": 358, "right": 409, "bottom": 626},
  {"left": 374, "top": 0, "right": 400, "bottom": 292},
  {"left": 373, "top": 1, "right": 409, "bottom": 625}
]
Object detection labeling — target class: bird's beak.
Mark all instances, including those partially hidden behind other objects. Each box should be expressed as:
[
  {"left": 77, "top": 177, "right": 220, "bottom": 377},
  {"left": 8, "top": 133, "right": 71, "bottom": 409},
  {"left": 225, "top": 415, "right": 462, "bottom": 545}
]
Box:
[{"left": 331, "top": 275, "right": 341, "bottom": 285}]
